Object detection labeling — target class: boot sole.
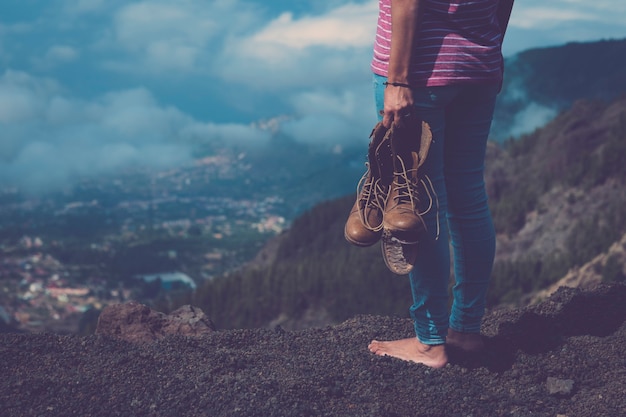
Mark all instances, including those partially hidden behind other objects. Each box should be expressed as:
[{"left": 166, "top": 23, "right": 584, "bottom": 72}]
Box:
[
  {"left": 344, "top": 229, "right": 381, "bottom": 247},
  {"left": 381, "top": 229, "right": 418, "bottom": 274}
]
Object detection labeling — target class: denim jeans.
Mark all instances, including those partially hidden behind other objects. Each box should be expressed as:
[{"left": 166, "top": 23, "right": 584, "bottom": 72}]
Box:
[{"left": 374, "top": 73, "right": 499, "bottom": 344}]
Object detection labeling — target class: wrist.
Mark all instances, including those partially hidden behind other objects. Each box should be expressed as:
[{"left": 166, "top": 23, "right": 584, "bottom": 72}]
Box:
[{"left": 384, "top": 81, "right": 412, "bottom": 88}]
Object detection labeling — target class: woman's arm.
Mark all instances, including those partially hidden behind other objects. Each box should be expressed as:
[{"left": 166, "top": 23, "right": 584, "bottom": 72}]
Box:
[{"left": 383, "top": 0, "right": 423, "bottom": 128}]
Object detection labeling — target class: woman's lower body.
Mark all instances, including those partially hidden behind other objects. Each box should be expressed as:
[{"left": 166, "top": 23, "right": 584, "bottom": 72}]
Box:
[{"left": 373, "top": 74, "right": 499, "bottom": 345}]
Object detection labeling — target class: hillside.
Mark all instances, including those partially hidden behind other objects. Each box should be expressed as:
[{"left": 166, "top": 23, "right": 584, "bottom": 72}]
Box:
[
  {"left": 1, "top": 283, "right": 624, "bottom": 417},
  {"left": 492, "top": 38, "right": 626, "bottom": 139},
  {"left": 192, "top": 95, "right": 626, "bottom": 330},
  {"left": 486, "top": 96, "right": 626, "bottom": 304}
]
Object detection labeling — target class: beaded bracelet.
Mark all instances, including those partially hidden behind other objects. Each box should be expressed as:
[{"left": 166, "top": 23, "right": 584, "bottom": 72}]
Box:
[{"left": 383, "top": 81, "right": 412, "bottom": 88}]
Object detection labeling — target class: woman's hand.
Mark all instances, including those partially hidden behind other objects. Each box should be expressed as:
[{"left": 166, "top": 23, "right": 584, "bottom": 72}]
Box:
[{"left": 383, "top": 84, "right": 415, "bottom": 129}]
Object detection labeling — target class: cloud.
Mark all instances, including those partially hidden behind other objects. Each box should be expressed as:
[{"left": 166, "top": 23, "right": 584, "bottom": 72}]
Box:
[
  {"left": 0, "top": 71, "right": 193, "bottom": 192},
  {"left": 504, "top": 0, "right": 626, "bottom": 55},
  {"left": 65, "top": 0, "right": 107, "bottom": 14},
  {"left": 182, "top": 122, "right": 272, "bottom": 148},
  {"left": 0, "top": 70, "right": 271, "bottom": 194},
  {"left": 280, "top": 86, "right": 376, "bottom": 147},
  {"left": 0, "top": 22, "right": 34, "bottom": 64},
  {"left": 101, "top": 0, "right": 266, "bottom": 75},
  {"left": 0, "top": 22, "right": 34, "bottom": 34},
  {"left": 249, "top": 2, "right": 377, "bottom": 50},
  {"left": 33, "top": 45, "right": 80, "bottom": 70},
  {"left": 217, "top": 1, "right": 377, "bottom": 89},
  {"left": 508, "top": 102, "right": 558, "bottom": 138},
  {"left": 0, "top": 70, "right": 59, "bottom": 125},
  {"left": 511, "top": 7, "right": 594, "bottom": 30},
  {"left": 108, "top": 1, "right": 218, "bottom": 72},
  {"left": 45, "top": 45, "right": 79, "bottom": 63},
  {"left": 99, "top": 0, "right": 378, "bottom": 81},
  {"left": 510, "top": 0, "right": 626, "bottom": 30}
]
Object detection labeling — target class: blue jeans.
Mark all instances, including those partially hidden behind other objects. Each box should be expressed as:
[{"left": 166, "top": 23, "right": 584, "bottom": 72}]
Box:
[{"left": 374, "top": 74, "right": 498, "bottom": 344}]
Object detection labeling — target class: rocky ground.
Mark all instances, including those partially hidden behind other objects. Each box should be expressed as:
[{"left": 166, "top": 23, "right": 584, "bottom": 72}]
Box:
[{"left": 1, "top": 283, "right": 625, "bottom": 417}]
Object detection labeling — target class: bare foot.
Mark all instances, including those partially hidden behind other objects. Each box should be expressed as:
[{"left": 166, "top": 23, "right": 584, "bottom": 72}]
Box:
[
  {"left": 368, "top": 337, "right": 448, "bottom": 368},
  {"left": 446, "top": 329, "right": 484, "bottom": 353}
]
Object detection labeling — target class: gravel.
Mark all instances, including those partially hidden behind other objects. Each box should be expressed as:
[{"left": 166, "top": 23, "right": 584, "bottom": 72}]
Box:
[{"left": 1, "top": 284, "right": 625, "bottom": 417}]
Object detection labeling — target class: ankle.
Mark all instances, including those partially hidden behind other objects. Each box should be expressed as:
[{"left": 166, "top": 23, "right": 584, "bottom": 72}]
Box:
[
  {"left": 447, "top": 329, "right": 484, "bottom": 352},
  {"left": 419, "top": 342, "right": 448, "bottom": 368},
  {"left": 420, "top": 341, "right": 445, "bottom": 352}
]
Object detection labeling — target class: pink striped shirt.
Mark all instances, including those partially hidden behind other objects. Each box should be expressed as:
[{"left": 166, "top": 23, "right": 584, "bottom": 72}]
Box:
[{"left": 372, "top": 0, "right": 504, "bottom": 86}]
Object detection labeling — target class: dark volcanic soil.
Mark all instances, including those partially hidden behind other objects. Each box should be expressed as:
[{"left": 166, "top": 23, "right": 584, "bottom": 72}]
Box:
[{"left": 1, "top": 284, "right": 625, "bottom": 417}]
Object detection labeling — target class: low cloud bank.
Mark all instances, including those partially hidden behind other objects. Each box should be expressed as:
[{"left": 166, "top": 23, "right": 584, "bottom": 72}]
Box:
[{"left": 0, "top": 70, "right": 274, "bottom": 194}]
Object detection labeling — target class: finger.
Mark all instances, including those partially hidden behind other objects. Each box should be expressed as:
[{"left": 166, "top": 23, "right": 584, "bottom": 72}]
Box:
[
  {"left": 391, "top": 110, "right": 405, "bottom": 127},
  {"left": 382, "top": 112, "right": 393, "bottom": 129}
]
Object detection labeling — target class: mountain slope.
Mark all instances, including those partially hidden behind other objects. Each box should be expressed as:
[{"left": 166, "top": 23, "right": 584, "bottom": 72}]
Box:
[
  {"left": 492, "top": 38, "right": 626, "bottom": 140},
  {"left": 194, "top": 95, "right": 626, "bottom": 330},
  {"left": 486, "top": 96, "right": 626, "bottom": 304}
]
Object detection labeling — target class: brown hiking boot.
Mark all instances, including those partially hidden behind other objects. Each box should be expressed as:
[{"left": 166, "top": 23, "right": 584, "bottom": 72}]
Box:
[
  {"left": 382, "top": 117, "right": 433, "bottom": 244},
  {"left": 344, "top": 122, "right": 394, "bottom": 247}
]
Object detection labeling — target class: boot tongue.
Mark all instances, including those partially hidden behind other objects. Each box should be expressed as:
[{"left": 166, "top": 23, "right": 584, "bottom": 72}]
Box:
[
  {"left": 392, "top": 122, "right": 419, "bottom": 184},
  {"left": 376, "top": 132, "right": 394, "bottom": 186},
  {"left": 367, "top": 122, "right": 388, "bottom": 179},
  {"left": 417, "top": 121, "right": 433, "bottom": 169},
  {"left": 392, "top": 117, "right": 433, "bottom": 173}
]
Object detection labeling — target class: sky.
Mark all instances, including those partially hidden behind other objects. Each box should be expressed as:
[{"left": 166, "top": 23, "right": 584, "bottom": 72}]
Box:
[{"left": 2, "top": 0, "right": 626, "bottom": 194}]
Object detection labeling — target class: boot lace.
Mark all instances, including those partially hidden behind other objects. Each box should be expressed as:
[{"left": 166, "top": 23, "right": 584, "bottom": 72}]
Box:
[
  {"left": 392, "top": 155, "right": 440, "bottom": 239},
  {"left": 356, "top": 163, "right": 388, "bottom": 232}
]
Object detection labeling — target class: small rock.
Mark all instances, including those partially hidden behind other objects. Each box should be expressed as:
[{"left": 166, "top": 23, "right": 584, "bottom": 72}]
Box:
[
  {"left": 546, "top": 377, "right": 575, "bottom": 396},
  {"left": 95, "top": 301, "right": 215, "bottom": 343},
  {"left": 162, "top": 305, "right": 216, "bottom": 336}
]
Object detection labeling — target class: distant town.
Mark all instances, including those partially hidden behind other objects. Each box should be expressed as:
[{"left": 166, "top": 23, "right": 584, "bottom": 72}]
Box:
[{"left": 0, "top": 150, "right": 294, "bottom": 334}]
